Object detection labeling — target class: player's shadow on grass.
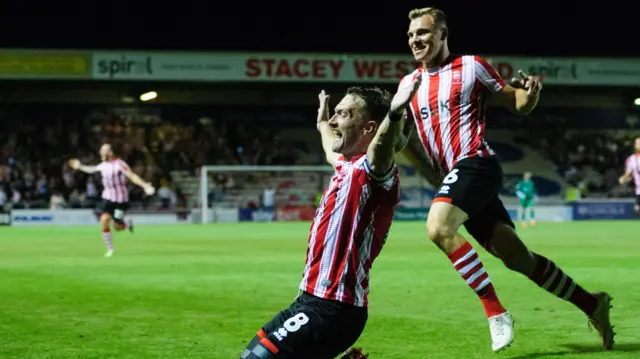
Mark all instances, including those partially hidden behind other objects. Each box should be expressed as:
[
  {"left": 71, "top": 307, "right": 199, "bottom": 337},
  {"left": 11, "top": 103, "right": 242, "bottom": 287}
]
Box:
[{"left": 509, "top": 343, "right": 640, "bottom": 359}]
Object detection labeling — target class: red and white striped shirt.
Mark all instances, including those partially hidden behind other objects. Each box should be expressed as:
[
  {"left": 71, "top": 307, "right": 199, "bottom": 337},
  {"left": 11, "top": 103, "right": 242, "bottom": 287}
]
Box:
[
  {"left": 299, "top": 154, "right": 400, "bottom": 307},
  {"left": 625, "top": 153, "right": 640, "bottom": 195},
  {"left": 97, "top": 158, "right": 130, "bottom": 203},
  {"left": 402, "top": 55, "right": 504, "bottom": 172}
]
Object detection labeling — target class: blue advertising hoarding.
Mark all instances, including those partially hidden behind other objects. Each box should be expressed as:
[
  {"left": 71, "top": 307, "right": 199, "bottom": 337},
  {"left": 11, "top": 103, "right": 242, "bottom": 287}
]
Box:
[{"left": 571, "top": 201, "right": 638, "bottom": 220}]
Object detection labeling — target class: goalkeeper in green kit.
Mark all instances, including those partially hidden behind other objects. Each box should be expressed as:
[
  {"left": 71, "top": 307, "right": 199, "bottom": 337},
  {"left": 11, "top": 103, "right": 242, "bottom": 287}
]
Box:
[{"left": 515, "top": 171, "right": 537, "bottom": 227}]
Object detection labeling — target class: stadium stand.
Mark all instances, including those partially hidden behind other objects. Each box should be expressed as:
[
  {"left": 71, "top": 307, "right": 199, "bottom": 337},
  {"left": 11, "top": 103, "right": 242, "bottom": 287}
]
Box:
[
  {"left": 0, "top": 107, "right": 164, "bottom": 210},
  {"left": 2, "top": 104, "right": 639, "bottom": 213}
]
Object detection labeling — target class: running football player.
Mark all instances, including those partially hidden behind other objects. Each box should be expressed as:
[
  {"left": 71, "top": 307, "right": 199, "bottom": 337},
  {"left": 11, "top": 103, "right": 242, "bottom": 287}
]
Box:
[
  {"left": 69, "top": 144, "right": 155, "bottom": 257},
  {"left": 400, "top": 7, "right": 614, "bottom": 351},
  {"left": 619, "top": 136, "right": 640, "bottom": 215}
]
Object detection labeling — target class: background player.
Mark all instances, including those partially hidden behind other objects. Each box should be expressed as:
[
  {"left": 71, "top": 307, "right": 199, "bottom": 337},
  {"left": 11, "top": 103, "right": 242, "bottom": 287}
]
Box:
[
  {"left": 401, "top": 7, "right": 614, "bottom": 351},
  {"left": 619, "top": 136, "right": 640, "bottom": 215},
  {"left": 515, "top": 171, "right": 537, "bottom": 227},
  {"left": 239, "top": 80, "right": 420, "bottom": 359},
  {"left": 68, "top": 143, "right": 155, "bottom": 257}
]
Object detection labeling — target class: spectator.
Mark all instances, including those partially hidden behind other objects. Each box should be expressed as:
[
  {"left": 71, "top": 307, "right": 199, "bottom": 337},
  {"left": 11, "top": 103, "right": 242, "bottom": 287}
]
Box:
[
  {"left": 50, "top": 191, "right": 66, "bottom": 210},
  {"left": 0, "top": 184, "right": 7, "bottom": 209},
  {"left": 261, "top": 182, "right": 276, "bottom": 211},
  {"left": 157, "top": 179, "right": 176, "bottom": 209}
]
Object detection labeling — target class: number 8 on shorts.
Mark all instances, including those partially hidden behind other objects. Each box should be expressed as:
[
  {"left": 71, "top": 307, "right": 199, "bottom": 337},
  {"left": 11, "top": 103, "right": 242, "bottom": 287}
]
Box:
[{"left": 283, "top": 313, "right": 309, "bottom": 332}]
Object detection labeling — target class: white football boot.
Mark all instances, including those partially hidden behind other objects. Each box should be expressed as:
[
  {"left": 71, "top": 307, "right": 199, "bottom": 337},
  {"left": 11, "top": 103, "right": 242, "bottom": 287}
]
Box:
[{"left": 489, "top": 311, "right": 514, "bottom": 352}]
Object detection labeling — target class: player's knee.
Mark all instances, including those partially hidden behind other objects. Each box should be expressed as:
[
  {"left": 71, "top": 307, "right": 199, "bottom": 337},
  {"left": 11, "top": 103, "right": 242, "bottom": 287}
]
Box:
[
  {"left": 426, "top": 222, "right": 456, "bottom": 244},
  {"left": 425, "top": 202, "right": 467, "bottom": 245}
]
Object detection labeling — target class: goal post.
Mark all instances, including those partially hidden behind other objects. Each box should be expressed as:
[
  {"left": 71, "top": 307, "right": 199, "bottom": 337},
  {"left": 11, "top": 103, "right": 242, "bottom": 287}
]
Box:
[{"left": 199, "top": 165, "right": 335, "bottom": 224}]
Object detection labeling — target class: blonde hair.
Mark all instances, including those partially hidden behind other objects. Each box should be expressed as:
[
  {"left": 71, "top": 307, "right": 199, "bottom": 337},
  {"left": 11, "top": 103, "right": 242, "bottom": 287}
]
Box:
[{"left": 408, "top": 7, "right": 447, "bottom": 26}]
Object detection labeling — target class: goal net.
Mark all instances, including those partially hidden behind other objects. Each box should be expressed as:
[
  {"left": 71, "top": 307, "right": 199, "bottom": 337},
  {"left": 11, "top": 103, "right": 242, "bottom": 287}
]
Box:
[{"left": 198, "top": 165, "right": 336, "bottom": 223}]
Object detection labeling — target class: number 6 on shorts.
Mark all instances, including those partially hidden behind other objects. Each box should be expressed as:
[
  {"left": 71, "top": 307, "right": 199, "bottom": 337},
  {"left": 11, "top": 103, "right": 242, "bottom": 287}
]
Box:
[
  {"left": 442, "top": 168, "right": 460, "bottom": 184},
  {"left": 284, "top": 313, "right": 309, "bottom": 332}
]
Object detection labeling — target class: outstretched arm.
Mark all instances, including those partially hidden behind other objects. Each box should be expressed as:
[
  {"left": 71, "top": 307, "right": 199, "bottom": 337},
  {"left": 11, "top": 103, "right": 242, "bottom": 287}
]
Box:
[
  {"left": 68, "top": 159, "right": 98, "bottom": 174},
  {"left": 367, "top": 77, "right": 422, "bottom": 176},
  {"left": 473, "top": 56, "right": 541, "bottom": 116},
  {"left": 317, "top": 90, "right": 341, "bottom": 168},
  {"left": 492, "top": 69, "right": 541, "bottom": 115},
  {"left": 123, "top": 169, "right": 155, "bottom": 195},
  {"left": 493, "top": 81, "right": 541, "bottom": 115},
  {"left": 619, "top": 170, "right": 632, "bottom": 185}
]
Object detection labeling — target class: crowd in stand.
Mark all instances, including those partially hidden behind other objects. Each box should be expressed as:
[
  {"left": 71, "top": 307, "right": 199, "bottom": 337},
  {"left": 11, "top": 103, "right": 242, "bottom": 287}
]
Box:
[
  {"left": 508, "top": 113, "right": 638, "bottom": 197},
  {"left": 2, "top": 105, "right": 638, "bottom": 210},
  {"left": 0, "top": 106, "right": 308, "bottom": 211}
]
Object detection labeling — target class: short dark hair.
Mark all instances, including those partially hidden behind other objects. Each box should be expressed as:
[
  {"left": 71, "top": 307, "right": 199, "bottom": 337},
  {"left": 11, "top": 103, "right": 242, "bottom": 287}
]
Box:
[{"left": 345, "top": 86, "right": 392, "bottom": 124}]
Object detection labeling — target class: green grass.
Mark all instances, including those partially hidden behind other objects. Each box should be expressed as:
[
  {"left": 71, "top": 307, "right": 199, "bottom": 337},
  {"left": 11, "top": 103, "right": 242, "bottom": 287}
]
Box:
[{"left": 1, "top": 221, "right": 639, "bottom": 359}]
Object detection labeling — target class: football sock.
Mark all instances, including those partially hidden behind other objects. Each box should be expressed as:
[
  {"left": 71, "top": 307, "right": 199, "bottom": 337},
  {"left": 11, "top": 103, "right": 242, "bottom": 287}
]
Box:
[
  {"left": 102, "top": 229, "right": 114, "bottom": 251},
  {"left": 449, "top": 242, "right": 506, "bottom": 318},
  {"left": 530, "top": 253, "right": 597, "bottom": 316}
]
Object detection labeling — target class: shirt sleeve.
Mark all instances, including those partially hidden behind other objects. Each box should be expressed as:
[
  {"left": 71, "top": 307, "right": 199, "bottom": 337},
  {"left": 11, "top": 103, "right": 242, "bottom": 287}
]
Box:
[
  {"left": 363, "top": 156, "right": 397, "bottom": 191},
  {"left": 626, "top": 156, "right": 633, "bottom": 173},
  {"left": 474, "top": 56, "right": 506, "bottom": 93},
  {"left": 117, "top": 160, "right": 131, "bottom": 172}
]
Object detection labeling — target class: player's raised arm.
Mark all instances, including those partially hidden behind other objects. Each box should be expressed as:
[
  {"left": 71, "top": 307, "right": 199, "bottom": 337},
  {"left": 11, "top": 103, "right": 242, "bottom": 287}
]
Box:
[
  {"left": 473, "top": 56, "right": 541, "bottom": 115},
  {"left": 367, "top": 77, "right": 422, "bottom": 176},
  {"left": 68, "top": 158, "right": 98, "bottom": 174},
  {"left": 121, "top": 165, "right": 156, "bottom": 195},
  {"left": 316, "top": 90, "right": 341, "bottom": 168}
]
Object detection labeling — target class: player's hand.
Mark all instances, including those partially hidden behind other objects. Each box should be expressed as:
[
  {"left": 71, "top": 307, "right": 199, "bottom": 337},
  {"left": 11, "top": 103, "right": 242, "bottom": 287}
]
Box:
[
  {"left": 144, "top": 184, "right": 156, "bottom": 196},
  {"left": 619, "top": 176, "right": 628, "bottom": 185},
  {"left": 317, "top": 90, "right": 330, "bottom": 128},
  {"left": 390, "top": 76, "right": 422, "bottom": 116},
  {"left": 509, "top": 70, "right": 542, "bottom": 96},
  {"left": 68, "top": 158, "right": 80, "bottom": 169}
]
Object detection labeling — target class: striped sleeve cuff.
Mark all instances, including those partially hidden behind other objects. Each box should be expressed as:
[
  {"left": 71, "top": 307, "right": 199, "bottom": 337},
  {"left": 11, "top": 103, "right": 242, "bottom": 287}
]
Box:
[{"left": 364, "top": 158, "right": 395, "bottom": 183}]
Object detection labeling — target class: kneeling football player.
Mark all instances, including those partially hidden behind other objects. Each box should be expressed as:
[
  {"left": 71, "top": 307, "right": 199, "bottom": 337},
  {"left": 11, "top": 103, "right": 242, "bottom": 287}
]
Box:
[{"left": 240, "top": 80, "right": 421, "bottom": 359}]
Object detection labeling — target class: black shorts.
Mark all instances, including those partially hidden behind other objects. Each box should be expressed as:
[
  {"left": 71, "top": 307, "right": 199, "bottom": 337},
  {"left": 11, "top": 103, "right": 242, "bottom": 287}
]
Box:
[
  {"left": 99, "top": 200, "right": 129, "bottom": 223},
  {"left": 244, "top": 292, "right": 367, "bottom": 359},
  {"left": 433, "top": 156, "right": 514, "bottom": 247}
]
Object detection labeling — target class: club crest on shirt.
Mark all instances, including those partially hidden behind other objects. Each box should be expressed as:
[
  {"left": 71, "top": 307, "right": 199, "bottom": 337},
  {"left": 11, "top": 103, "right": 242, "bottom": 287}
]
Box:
[{"left": 452, "top": 70, "right": 462, "bottom": 85}]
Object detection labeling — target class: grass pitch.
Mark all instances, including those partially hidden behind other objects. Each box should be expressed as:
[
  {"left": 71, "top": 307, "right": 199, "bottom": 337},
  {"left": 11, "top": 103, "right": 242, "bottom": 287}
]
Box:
[{"left": 1, "top": 221, "right": 639, "bottom": 359}]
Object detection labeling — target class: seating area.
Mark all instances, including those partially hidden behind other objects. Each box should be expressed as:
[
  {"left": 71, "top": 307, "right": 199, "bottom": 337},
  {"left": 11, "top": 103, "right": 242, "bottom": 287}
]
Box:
[
  {"left": 2, "top": 104, "right": 638, "bottom": 211},
  {"left": 0, "top": 106, "right": 161, "bottom": 210}
]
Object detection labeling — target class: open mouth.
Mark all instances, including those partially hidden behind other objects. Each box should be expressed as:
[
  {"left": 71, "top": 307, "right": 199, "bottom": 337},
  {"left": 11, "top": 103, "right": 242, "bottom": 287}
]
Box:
[
  {"left": 412, "top": 43, "right": 428, "bottom": 55},
  {"left": 333, "top": 130, "right": 343, "bottom": 139}
]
